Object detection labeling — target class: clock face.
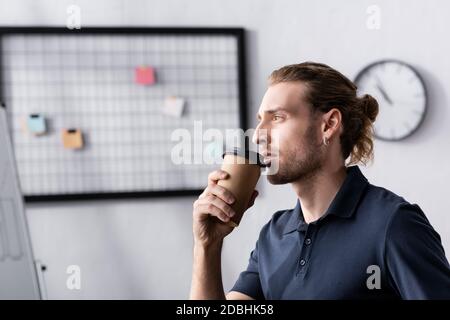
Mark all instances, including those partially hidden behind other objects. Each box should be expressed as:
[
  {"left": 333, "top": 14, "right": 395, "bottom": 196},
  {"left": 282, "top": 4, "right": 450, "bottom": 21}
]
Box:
[{"left": 354, "top": 60, "right": 427, "bottom": 141}]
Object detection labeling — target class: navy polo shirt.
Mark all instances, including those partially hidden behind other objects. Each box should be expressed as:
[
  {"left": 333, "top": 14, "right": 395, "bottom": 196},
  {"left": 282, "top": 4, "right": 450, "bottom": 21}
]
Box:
[{"left": 230, "top": 165, "right": 450, "bottom": 299}]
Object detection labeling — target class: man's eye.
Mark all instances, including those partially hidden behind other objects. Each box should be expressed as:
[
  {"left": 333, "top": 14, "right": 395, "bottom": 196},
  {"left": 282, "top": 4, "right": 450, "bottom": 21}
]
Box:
[{"left": 273, "top": 115, "right": 282, "bottom": 121}]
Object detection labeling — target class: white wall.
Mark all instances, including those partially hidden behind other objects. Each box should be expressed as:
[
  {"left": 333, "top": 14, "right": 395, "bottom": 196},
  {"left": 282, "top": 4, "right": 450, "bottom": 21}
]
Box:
[{"left": 1, "top": 0, "right": 449, "bottom": 299}]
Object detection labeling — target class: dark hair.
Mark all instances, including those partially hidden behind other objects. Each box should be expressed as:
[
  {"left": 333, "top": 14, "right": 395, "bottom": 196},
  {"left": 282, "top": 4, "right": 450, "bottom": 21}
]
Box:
[{"left": 268, "top": 61, "right": 379, "bottom": 165}]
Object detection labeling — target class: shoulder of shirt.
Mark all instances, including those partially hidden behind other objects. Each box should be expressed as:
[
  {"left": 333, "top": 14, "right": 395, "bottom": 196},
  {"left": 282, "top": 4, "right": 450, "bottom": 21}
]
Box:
[
  {"left": 366, "top": 184, "right": 442, "bottom": 261},
  {"left": 362, "top": 183, "right": 430, "bottom": 239},
  {"left": 364, "top": 182, "right": 421, "bottom": 217}
]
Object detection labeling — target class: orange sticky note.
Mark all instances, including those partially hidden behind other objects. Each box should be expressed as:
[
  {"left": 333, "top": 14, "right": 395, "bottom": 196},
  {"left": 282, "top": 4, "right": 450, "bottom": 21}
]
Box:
[
  {"left": 62, "top": 129, "right": 83, "bottom": 149},
  {"left": 135, "top": 66, "right": 155, "bottom": 85}
]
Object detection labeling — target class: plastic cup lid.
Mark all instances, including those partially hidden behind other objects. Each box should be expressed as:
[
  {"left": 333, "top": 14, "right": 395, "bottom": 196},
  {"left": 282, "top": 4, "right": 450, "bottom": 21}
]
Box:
[{"left": 222, "top": 147, "right": 267, "bottom": 167}]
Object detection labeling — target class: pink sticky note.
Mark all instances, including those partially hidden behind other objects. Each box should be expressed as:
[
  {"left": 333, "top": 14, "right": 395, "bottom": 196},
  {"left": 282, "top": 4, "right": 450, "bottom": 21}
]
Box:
[{"left": 135, "top": 66, "right": 156, "bottom": 85}]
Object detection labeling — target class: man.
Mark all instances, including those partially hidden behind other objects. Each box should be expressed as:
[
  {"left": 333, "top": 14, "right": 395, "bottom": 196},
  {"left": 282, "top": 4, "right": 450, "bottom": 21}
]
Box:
[{"left": 190, "top": 62, "right": 450, "bottom": 299}]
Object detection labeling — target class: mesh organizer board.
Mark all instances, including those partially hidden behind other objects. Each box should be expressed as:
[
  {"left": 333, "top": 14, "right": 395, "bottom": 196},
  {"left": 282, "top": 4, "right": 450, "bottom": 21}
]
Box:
[{"left": 0, "top": 27, "right": 248, "bottom": 202}]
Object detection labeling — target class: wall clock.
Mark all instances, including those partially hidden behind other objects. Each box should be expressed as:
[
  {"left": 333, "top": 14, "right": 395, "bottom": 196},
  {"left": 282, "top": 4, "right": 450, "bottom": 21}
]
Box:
[{"left": 354, "top": 60, "right": 427, "bottom": 141}]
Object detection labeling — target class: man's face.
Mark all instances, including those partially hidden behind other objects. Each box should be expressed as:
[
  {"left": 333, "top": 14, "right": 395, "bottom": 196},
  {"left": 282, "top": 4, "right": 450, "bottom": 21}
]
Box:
[{"left": 253, "top": 81, "right": 325, "bottom": 184}]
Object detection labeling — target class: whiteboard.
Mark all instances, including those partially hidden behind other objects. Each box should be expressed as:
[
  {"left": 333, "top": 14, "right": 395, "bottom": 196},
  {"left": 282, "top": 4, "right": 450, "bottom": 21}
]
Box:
[
  {"left": 0, "top": 27, "right": 247, "bottom": 201},
  {"left": 0, "top": 105, "right": 41, "bottom": 299}
]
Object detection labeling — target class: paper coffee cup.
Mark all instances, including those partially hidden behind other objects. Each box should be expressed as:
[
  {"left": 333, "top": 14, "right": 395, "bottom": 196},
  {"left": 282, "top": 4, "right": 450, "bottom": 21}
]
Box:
[{"left": 218, "top": 147, "right": 266, "bottom": 227}]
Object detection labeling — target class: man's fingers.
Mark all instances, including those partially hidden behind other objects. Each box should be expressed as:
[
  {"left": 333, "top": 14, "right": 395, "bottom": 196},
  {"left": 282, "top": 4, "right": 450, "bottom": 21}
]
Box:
[
  {"left": 199, "top": 171, "right": 233, "bottom": 202},
  {"left": 208, "top": 170, "right": 229, "bottom": 184},
  {"left": 207, "top": 184, "right": 235, "bottom": 204},
  {"left": 199, "top": 184, "right": 234, "bottom": 204},
  {"left": 194, "top": 198, "right": 233, "bottom": 223},
  {"left": 194, "top": 195, "right": 236, "bottom": 220},
  {"left": 208, "top": 195, "right": 236, "bottom": 217},
  {"left": 198, "top": 190, "right": 207, "bottom": 199}
]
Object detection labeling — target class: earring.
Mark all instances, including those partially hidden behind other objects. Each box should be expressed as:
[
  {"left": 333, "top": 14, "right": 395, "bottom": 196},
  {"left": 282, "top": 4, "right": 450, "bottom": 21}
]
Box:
[{"left": 323, "top": 136, "right": 329, "bottom": 146}]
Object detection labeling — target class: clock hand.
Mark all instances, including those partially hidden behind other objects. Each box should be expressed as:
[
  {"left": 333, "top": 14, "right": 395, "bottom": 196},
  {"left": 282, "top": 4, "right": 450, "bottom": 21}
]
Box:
[
  {"left": 375, "top": 83, "right": 393, "bottom": 106},
  {"left": 373, "top": 75, "right": 394, "bottom": 106}
]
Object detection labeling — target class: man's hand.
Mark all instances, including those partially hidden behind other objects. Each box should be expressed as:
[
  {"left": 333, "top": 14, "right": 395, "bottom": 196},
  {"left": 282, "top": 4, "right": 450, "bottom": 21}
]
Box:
[{"left": 192, "top": 170, "right": 259, "bottom": 247}]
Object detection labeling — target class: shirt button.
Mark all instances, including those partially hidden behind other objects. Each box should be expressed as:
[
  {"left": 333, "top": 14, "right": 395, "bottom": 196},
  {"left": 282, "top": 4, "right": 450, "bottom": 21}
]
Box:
[
  {"left": 299, "top": 259, "right": 306, "bottom": 266},
  {"left": 305, "top": 238, "right": 312, "bottom": 245}
]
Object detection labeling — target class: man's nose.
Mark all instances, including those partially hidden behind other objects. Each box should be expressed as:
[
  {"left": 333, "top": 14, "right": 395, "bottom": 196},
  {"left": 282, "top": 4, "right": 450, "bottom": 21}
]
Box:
[{"left": 252, "top": 123, "right": 270, "bottom": 146}]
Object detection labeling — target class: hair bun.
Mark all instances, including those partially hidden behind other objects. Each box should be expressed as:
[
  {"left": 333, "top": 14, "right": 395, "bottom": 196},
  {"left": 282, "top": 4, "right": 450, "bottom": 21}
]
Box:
[{"left": 359, "top": 94, "right": 379, "bottom": 122}]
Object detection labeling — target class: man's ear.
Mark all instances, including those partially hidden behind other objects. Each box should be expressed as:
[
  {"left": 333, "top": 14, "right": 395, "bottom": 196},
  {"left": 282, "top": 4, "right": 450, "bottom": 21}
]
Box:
[{"left": 321, "top": 108, "right": 342, "bottom": 138}]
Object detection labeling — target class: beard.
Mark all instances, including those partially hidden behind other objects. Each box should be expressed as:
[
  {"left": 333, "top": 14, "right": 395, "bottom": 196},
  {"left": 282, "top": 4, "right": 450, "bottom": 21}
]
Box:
[{"left": 267, "top": 123, "right": 324, "bottom": 185}]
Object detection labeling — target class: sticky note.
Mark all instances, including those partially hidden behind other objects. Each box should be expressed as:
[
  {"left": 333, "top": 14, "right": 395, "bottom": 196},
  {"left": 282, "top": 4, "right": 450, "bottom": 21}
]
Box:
[
  {"left": 27, "top": 114, "right": 46, "bottom": 135},
  {"left": 62, "top": 128, "right": 83, "bottom": 149},
  {"left": 135, "top": 66, "right": 155, "bottom": 85},
  {"left": 163, "top": 96, "right": 185, "bottom": 117}
]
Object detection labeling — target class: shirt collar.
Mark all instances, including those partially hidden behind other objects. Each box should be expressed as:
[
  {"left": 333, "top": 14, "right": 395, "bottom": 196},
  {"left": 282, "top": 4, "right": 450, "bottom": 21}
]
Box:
[{"left": 282, "top": 165, "right": 369, "bottom": 235}]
